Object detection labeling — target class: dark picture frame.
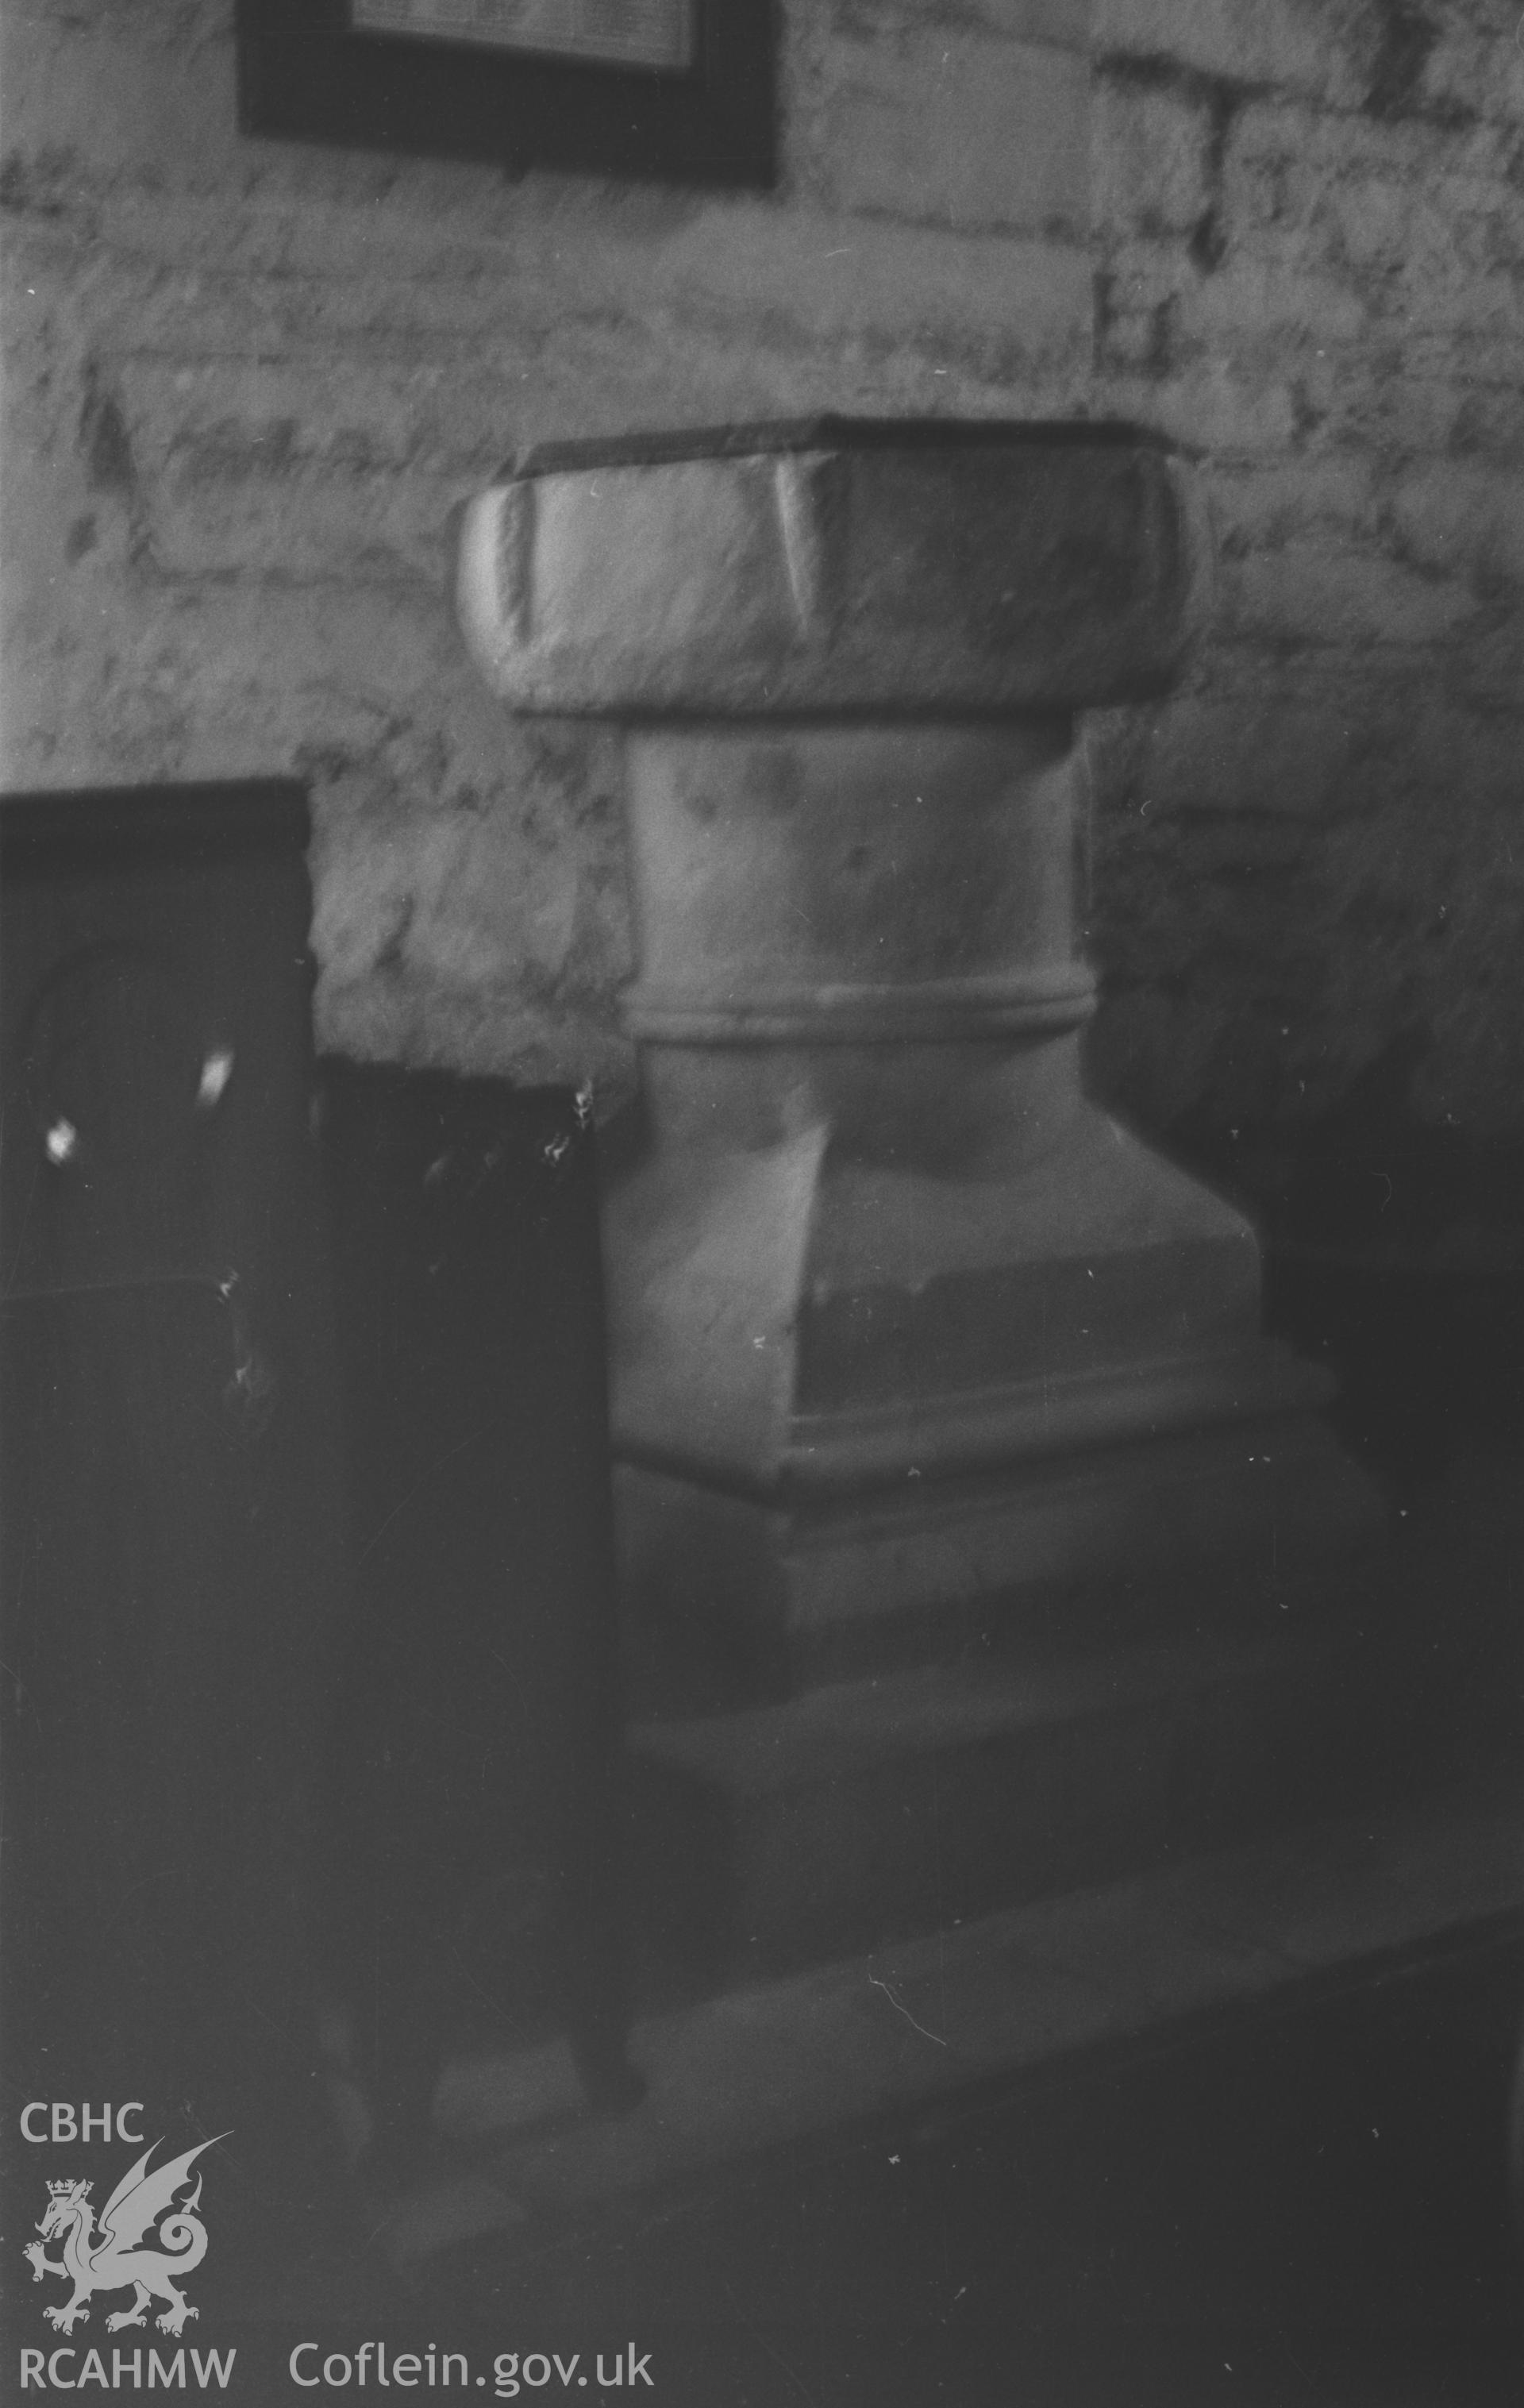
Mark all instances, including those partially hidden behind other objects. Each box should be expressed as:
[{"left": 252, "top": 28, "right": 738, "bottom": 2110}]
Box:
[{"left": 234, "top": 0, "right": 776, "bottom": 189}]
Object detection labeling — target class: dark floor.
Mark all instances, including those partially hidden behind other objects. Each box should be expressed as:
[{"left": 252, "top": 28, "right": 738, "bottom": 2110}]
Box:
[
  {"left": 373, "top": 1924, "right": 1518, "bottom": 2406},
  {"left": 233, "top": 1925, "right": 1524, "bottom": 2406},
  {"left": 73, "top": 1905, "right": 1524, "bottom": 2406},
  {"left": 263, "top": 1300, "right": 1524, "bottom": 2408},
  {"left": 41, "top": 1273, "right": 1511, "bottom": 2406}
]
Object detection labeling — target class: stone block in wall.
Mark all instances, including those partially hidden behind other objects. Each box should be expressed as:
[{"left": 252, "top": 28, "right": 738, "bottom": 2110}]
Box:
[
  {"left": 829, "top": 0, "right": 1091, "bottom": 47},
  {"left": 634, "top": 206, "right": 1093, "bottom": 388},
  {"left": 1092, "top": 74, "right": 1214, "bottom": 238},
  {"left": 1404, "top": 322, "right": 1524, "bottom": 398},
  {"left": 1093, "top": 237, "right": 1183, "bottom": 376},
  {"left": 1299, "top": 347, "right": 1522, "bottom": 462},
  {"left": 309, "top": 739, "right": 634, "bottom": 1099},
  {"left": 117, "top": 364, "right": 465, "bottom": 589},
  {"left": 1221, "top": 98, "right": 1399, "bottom": 256},
  {"left": 302, "top": 695, "right": 633, "bottom": 1096},
  {"left": 1, "top": 4, "right": 232, "bottom": 191},
  {"left": 1210, "top": 457, "right": 1380, "bottom": 555},
  {"left": 1380, "top": 237, "right": 1521, "bottom": 342},
  {"left": 1384, "top": 7, "right": 1524, "bottom": 128},
  {"left": 1453, "top": 612, "right": 1524, "bottom": 709},
  {"left": 1180, "top": 254, "right": 1369, "bottom": 351},
  {"left": 1315, "top": 778, "right": 1524, "bottom": 1144},
  {"left": 1096, "top": 262, "right": 1364, "bottom": 456},
  {"left": 1387, "top": 461, "right": 1524, "bottom": 594},
  {"left": 1090, "top": 682, "right": 1403, "bottom": 826},
  {"left": 1092, "top": 0, "right": 1379, "bottom": 109},
  {"left": 1086, "top": 661, "right": 1524, "bottom": 1181},
  {"left": 1219, "top": 541, "right": 1480, "bottom": 651},
  {"left": 5, "top": 567, "right": 458, "bottom": 791},
  {"left": 1223, "top": 102, "right": 1524, "bottom": 313},
  {"left": 12, "top": 179, "right": 1095, "bottom": 441},
  {"left": 813, "top": 32, "right": 1091, "bottom": 235}
]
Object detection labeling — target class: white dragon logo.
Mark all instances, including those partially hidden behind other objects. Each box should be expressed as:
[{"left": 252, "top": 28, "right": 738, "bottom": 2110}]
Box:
[{"left": 24, "top": 2136, "right": 225, "bottom": 2337}]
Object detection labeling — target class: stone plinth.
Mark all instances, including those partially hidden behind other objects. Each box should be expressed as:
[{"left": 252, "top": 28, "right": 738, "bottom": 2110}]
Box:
[{"left": 459, "top": 421, "right": 1378, "bottom": 1704}]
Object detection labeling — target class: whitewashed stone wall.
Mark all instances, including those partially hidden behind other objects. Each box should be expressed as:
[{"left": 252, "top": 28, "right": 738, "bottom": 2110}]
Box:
[
  {"left": 0, "top": 0, "right": 1091, "bottom": 1100},
  {"left": 1086, "top": 0, "right": 1524, "bottom": 1260},
  {"left": 3, "top": 0, "right": 1522, "bottom": 1255}
]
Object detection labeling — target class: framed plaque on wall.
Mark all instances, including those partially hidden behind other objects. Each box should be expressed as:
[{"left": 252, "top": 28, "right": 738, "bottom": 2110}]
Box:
[{"left": 235, "top": 0, "right": 775, "bottom": 188}]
